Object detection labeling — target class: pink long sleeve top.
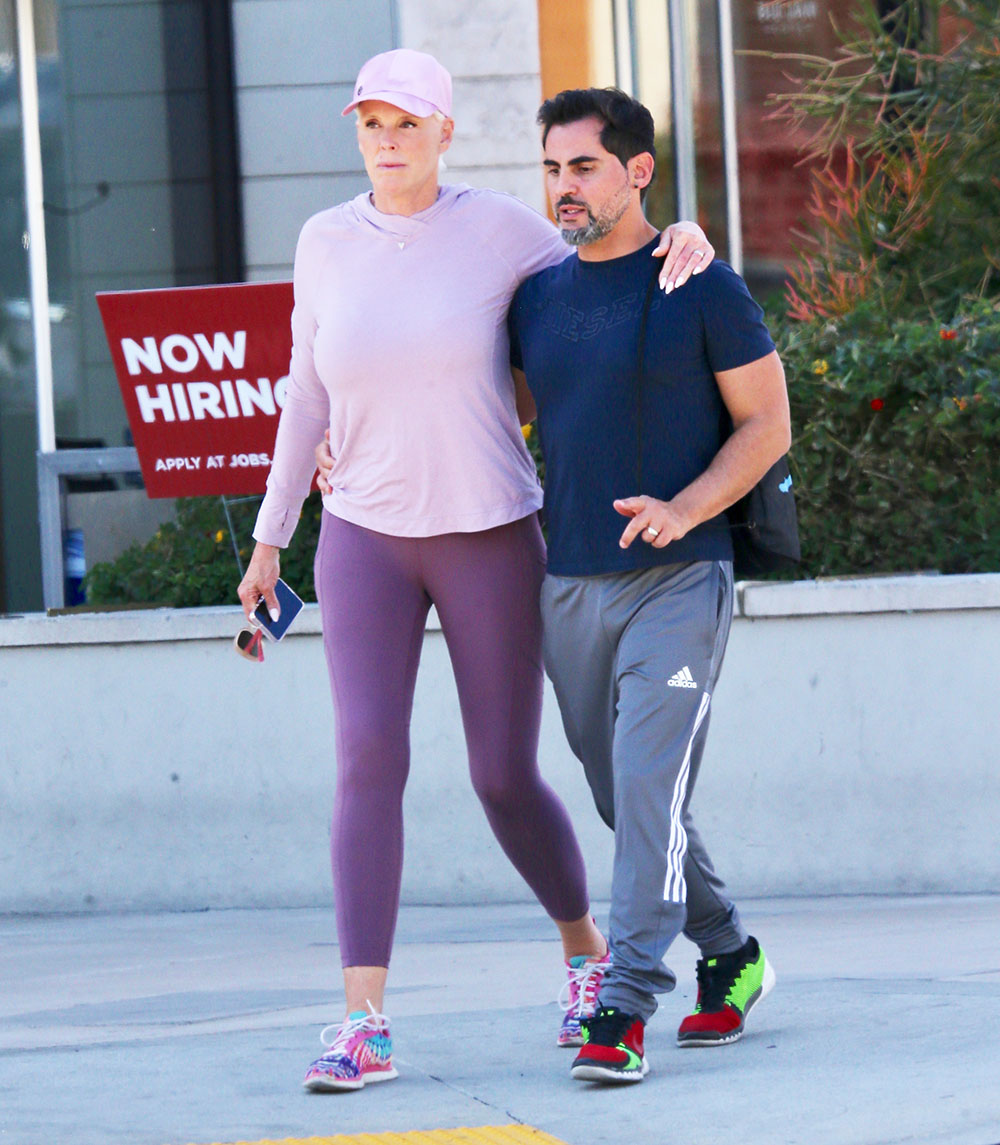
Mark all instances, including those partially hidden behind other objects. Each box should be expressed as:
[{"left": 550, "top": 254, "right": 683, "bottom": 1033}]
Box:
[{"left": 252, "top": 183, "right": 569, "bottom": 546}]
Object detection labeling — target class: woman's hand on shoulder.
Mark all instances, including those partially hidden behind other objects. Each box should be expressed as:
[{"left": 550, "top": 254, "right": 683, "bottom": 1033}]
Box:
[{"left": 653, "top": 221, "right": 714, "bottom": 294}]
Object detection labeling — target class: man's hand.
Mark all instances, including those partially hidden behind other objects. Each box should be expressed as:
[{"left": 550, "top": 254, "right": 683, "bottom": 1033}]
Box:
[
  {"left": 614, "top": 495, "right": 692, "bottom": 550},
  {"left": 653, "top": 221, "right": 714, "bottom": 294},
  {"left": 315, "top": 430, "right": 334, "bottom": 495}
]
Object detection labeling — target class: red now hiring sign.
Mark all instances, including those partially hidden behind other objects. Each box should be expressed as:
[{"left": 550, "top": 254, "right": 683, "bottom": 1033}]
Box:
[{"left": 96, "top": 281, "right": 295, "bottom": 498}]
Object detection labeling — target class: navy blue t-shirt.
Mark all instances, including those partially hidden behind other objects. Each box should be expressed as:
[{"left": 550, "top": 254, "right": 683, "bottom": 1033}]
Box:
[{"left": 508, "top": 240, "right": 775, "bottom": 576}]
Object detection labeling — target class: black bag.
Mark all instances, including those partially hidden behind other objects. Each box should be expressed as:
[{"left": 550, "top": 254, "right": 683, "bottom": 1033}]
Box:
[
  {"left": 638, "top": 256, "right": 800, "bottom": 580},
  {"left": 726, "top": 455, "right": 800, "bottom": 578}
]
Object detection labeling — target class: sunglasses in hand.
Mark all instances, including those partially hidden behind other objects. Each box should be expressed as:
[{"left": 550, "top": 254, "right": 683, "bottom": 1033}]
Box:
[
  {"left": 233, "top": 579, "right": 305, "bottom": 664},
  {"left": 234, "top": 626, "right": 266, "bottom": 662}
]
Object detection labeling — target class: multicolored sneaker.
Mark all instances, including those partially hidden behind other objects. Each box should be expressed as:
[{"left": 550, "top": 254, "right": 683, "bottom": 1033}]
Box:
[
  {"left": 302, "top": 1008, "right": 398, "bottom": 1091},
  {"left": 557, "top": 949, "right": 612, "bottom": 1047},
  {"left": 570, "top": 1005, "right": 649, "bottom": 1083},
  {"left": 677, "top": 935, "right": 776, "bottom": 1047}
]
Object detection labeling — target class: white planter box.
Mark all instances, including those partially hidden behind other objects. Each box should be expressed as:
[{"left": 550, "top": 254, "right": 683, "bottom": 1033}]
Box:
[{"left": 2, "top": 572, "right": 998, "bottom": 913}]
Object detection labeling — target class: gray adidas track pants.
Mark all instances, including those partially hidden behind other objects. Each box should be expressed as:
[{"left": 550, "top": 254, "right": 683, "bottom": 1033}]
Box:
[{"left": 541, "top": 559, "right": 748, "bottom": 1022}]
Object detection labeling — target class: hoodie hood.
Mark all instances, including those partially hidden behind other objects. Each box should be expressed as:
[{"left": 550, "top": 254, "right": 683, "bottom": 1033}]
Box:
[{"left": 347, "top": 182, "right": 470, "bottom": 244}]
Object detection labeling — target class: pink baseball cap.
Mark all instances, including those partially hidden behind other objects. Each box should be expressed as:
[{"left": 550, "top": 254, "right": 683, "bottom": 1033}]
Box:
[{"left": 341, "top": 49, "right": 453, "bottom": 119}]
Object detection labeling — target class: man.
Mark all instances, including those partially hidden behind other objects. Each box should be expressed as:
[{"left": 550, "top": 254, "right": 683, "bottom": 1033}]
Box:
[{"left": 508, "top": 87, "right": 789, "bottom": 1084}]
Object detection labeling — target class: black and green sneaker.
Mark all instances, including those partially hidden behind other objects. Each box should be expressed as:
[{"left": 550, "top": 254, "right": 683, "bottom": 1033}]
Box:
[
  {"left": 570, "top": 1005, "right": 649, "bottom": 1083},
  {"left": 677, "top": 935, "right": 775, "bottom": 1047}
]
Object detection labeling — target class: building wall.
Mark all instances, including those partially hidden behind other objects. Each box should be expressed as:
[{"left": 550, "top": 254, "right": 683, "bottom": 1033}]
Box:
[
  {"left": 398, "top": 0, "right": 547, "bottom": 211},
  {"left": 231, "top": 0, "right": 548, "bottom": 286},
  {"left": 230, "top": 0, "right": 398, "bottom": 283}
]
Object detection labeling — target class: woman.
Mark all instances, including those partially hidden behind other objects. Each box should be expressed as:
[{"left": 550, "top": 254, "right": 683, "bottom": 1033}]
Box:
[{"left": 237, "top": 48, "right": 712, "bottom": 1092}]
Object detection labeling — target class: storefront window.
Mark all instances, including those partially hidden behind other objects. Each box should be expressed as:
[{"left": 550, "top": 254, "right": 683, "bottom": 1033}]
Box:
[
  {"left": 0, "top": 0, "right": 240, "bottom": 612},
  {"left": 731, "top": 0, "right": 855, "bottom": 296},
  {"left": 0, "top": 0, "right": 56, "bottom": 610},
  {"left": 581, "top": 0, "right": 857, "bottom": 300}
]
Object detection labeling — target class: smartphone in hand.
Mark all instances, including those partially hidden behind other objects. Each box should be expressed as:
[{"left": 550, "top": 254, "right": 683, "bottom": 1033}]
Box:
[{"left": 252, "top": 578, "right": 304, "bottom": 641}]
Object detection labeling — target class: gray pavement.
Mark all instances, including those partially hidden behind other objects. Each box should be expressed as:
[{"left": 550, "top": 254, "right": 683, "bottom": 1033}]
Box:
[{"left": 2, "top": 895, "right": 1000, "bottom": 1145}]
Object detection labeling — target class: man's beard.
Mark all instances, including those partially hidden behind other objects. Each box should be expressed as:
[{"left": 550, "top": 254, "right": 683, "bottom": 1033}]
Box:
[{"left": 557, "top": 183, "right": 631, "bottom": 247}]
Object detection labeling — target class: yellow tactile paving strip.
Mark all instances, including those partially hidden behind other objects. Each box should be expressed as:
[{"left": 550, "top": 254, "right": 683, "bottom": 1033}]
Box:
[{"left": 185, "top": 1126, "right": 568, "bottom": 1145}]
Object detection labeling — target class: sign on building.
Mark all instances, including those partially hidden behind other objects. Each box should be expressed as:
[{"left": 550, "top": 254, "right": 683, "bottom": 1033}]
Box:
[{"left": 97, "top": 281, "right": 295, "bottom": 498}]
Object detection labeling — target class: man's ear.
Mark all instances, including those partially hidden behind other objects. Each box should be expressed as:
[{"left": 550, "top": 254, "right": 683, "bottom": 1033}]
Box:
[
  {"left": 628, "top": 151, "right": 655, "bottom": 190},
  {"left": 439, "top": 117, "right": 455, "bottom": 152}
]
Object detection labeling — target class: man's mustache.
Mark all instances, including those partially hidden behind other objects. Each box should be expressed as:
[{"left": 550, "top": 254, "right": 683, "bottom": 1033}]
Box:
[{"left": 556, "top": 196, "right": 589, "bottom": 211}]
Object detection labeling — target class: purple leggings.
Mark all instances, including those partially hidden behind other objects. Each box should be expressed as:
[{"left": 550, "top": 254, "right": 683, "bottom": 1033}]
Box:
[{"left": 314, "top": 510, "right": 590, "bottom": 967}]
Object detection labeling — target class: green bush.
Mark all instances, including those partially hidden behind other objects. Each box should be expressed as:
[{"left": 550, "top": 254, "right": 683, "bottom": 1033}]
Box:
[
  {"left": 758, "top": 0, "right": 1000, "bottom": 577},
  {"left": 85, "top": 288, "right": 1000, "bottom": 603},
  {"left": 85, "top": 492, "right": 324, "bottom": 607},
  {"left": 86, "top": 288, "right": 1000, "bottom": 605},
  {"left": 775, "top": 296, "right": 1000, "bottom": 577}
]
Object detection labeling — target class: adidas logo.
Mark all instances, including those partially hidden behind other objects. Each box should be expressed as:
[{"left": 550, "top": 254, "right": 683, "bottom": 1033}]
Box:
[{"left": 667, "top": 666, "right": 698, "bottom": 689}]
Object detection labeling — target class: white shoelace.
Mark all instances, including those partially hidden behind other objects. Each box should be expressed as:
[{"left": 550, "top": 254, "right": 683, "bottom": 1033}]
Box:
[
  {"left": 558, "top": 959, "right": 605, "bottom": 1016},
  {"left": 318, "top": 1001, "right": 389, "bottom": 1054}
]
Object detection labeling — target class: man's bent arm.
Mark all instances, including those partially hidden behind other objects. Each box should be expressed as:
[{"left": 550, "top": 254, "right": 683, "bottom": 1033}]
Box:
[{"left": 616, "top": 350, "right": 790, "bottom": 549}]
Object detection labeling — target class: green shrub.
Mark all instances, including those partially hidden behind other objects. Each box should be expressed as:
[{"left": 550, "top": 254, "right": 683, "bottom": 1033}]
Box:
[
  {"left": 85, "top": 492, "right": 324, "bottom": 607},
  {"left": 775, "top": 296, "right": 1000, "bottom": 577},
  {"left": 85, "top": 295, "right": 1000, "bottom": 603},
  {"left": 758, "top": 0, "right": 1000, "bottom": 577},
  {"left": 86, "top": 288, "right": 1000, "bottom": 605}
]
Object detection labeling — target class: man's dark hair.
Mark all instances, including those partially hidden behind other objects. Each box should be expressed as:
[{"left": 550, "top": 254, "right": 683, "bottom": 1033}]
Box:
[{"left": 537, "top": 87, "right": 655, "bottom": 171}]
